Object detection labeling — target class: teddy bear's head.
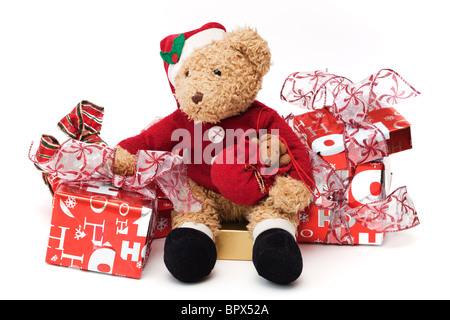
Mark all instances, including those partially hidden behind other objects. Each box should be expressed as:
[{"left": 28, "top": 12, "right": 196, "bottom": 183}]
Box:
[{"left": 162, "top": 24, "right": 271, "bottom": 124}]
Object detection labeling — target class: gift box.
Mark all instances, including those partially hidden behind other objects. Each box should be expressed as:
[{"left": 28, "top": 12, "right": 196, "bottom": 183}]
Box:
[
  {"left": 154, "top": 208, "right": 172, "bottom": 239},
  {"left": 216, "top": 222, "right": 253, "bottom": 261},
  {"left": 46, "top": 182, "right": 157, "bottom": 279},
  {"left": 292, "top": 106, "right": 411, "bottom": 170},
  {"left": 151, "top": 182, "right": 174, "bottom": 239},
  {"left": 280, "top": 69, "right": 420, "bottom": 244},
  {"left": 298, "top": 206, "right": 385, "bottom": 245},
  {"left": 297, "top": 160, "right": 387, "bottom": 245}
]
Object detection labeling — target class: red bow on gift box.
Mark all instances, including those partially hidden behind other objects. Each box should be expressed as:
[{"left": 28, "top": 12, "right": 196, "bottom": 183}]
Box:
[
  {"left": 281, "top": 69, "right": 420, "bottom": 168},
  {"left": 30, "top": 101, "right": 202, "bottom": 213}
]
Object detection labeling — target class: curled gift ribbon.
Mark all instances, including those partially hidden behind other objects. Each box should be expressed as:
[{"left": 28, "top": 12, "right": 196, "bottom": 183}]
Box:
[
  {"left": 308, "top": 148, "right": 419, "bottom": 244},
  {"left": 281, "top": 69, "right": 420, "bottom": 168},
  {"left": 31, "top": 101, "right": 202, "bottom": 213}
]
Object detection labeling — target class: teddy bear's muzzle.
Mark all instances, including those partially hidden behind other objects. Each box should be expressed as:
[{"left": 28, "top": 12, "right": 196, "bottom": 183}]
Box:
[{"left": 191, "top": 92, "right": 204, "bottom": 104}]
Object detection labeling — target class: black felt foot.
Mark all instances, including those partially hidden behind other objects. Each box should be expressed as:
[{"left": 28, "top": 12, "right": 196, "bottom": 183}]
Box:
[
  {"left": 252, "top": 228, "right": 303, "bottom": 284},
  {"left": 164, "top": 227, "right": 217, "bottom": 283}
]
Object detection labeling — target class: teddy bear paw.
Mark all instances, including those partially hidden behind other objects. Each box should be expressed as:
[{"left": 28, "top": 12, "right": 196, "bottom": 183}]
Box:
[
  {"left": 252, "top": 228, "right": 303, "bottom": 284},
  {"left": 164, "top": 228, "right": 217, "bottom": 283}
]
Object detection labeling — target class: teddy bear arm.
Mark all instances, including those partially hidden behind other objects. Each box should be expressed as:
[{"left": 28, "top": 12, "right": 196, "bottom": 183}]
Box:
[
  {"left": 267, "top": 175, "right": 311, "bottom": 214},
  {"left": 113, "top": 146, "right": 136, "bottom": 176},
  {"left": 279, "top": 153, "right": 291, "bottom": 167},
  {"left": 117, "top": 109, "right": 184, "bottom": 156}
]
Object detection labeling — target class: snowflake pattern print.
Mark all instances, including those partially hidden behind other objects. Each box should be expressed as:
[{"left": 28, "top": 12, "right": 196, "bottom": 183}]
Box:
[
  {"left": 156, "top": 217, "right": 169, "bottom": 232},
  {"left": 65, "top": 196, "right": 77, "bottom": 209}
]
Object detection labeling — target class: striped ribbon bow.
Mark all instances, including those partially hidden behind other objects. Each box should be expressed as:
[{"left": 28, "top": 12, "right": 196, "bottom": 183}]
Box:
[{"left": 33, "top": 101, "right": 106, "bottom": 194}]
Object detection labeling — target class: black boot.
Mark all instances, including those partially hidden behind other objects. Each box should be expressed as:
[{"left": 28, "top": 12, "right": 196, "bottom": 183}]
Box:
[
  {"left": 164, "top": 227, "right": 217, "bottom": 283},
  {"left": 252, "top": 228, "right": 303, "bottom": 284}
]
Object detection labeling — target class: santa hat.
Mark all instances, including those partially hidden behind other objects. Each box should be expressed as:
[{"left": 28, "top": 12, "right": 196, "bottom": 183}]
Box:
[{"left": 160, "top": 22, "right": 226, "bottom": 93}]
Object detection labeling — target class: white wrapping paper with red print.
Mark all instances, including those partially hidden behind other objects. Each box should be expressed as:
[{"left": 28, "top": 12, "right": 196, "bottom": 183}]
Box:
[{"left": 46, "top": 182, "right": 157, "bottom": 278}]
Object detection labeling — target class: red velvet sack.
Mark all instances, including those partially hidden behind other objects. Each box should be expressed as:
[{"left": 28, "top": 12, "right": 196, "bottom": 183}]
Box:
[{"left": 211, "top": 135, "right": 292, "bottom": 206}]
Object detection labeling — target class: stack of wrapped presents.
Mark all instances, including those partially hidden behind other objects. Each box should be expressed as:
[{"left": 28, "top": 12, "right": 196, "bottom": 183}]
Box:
[
  {"left": 30, "top": 101, "right": 201, "bottom": 278},
  {"left": 281, "top": 69, "right": 420, "bottom": 245}
]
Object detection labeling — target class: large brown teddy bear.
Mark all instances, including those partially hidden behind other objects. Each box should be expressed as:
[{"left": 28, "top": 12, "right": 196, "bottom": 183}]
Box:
[{"left": 113, "top": 23, "right": 314, "bottom": 284}]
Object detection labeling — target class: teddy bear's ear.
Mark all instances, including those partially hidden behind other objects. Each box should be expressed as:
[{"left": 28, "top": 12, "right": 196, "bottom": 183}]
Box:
[
  {"left": 225, "top": 27, "right": 271, "bottom": 76},
  {"left": 279, "top": 142, "right": 288, "bottom": 154},
  {"left": 250, "top": 137, "right": 259, "bottom": 144},
  {"left": 259, "top": 133, "right": 270, "bottom": 142}
]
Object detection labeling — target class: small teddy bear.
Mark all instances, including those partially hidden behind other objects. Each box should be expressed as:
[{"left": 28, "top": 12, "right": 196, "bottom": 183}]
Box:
[
  {"left": 254, "top": 133, "right": 291, "bottom": 168},
  {"left": 113, "top": 23, "right": 313, "bottom": 284},
  {"left": 211, "top": 132, "right": 294, "bottom": 207}
]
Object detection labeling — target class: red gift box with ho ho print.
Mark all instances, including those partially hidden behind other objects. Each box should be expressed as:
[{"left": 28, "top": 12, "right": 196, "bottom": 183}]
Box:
[
  {"left": 145, "top": 181, "right": 173, "bottom": 239},
  {"left": 46, "top": 182, "right": 157, "bottom": 279},
  {"left": 291, "top": 106, "right": 411, "bottom": 170},
  {"left": 297, "top": 160, "right": 389, "bottom": 245},
  {"left": 281, "top": 69, "right": 419, "bottom": 171}
]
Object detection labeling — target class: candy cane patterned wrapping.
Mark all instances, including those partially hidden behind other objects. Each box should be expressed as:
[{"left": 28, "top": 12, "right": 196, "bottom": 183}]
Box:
[
  {"left": 30, "top": 139, "right": 202, "bottom": 213},
  {"left": 281, "top": 69, "right": 420, "bottom": 244},
  {"left": 281, "top": 69, "right": 420, "bottom": 168}
]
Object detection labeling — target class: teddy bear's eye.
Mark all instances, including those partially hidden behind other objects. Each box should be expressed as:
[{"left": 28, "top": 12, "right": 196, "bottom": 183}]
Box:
[
  {"left": 213, "top": 69, "right": 222, "bottom": 76},
  {"left": 185, "top": 71, "right": 189, "bottom": 77}
]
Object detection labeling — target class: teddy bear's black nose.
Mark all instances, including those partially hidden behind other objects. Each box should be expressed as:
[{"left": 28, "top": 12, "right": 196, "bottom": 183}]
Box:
[{"left": 192, "top": 92, "right": 203, "bottom": 104}]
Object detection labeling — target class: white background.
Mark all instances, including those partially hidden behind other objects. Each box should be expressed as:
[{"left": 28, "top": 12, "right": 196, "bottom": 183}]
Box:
[{"left": 1, "top": 0, "right": 449, "bottom": 300}]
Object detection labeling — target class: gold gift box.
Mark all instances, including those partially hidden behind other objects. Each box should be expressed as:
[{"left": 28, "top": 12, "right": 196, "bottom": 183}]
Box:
[{"left": 215, "top": 221, "right": 253, "bottom": 261}]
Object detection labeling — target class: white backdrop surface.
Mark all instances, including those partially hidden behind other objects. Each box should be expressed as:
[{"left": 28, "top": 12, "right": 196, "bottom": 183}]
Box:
[{"left": 1, "top": 0, "right": 448, "bottom": 300}]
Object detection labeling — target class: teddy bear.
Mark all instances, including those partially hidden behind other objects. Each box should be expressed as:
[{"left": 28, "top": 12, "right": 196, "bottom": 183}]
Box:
[
  {"left": 113, "top": 22, "right": 314, "bottom": 284},
  {"left": 254, "top": 133, "right": 291, "bottom": 168}
]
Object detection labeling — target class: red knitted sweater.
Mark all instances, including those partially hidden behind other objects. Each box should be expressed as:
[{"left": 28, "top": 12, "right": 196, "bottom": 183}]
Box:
[{"left": 118, "top": 101, "right": 313, "bottom": 196}]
